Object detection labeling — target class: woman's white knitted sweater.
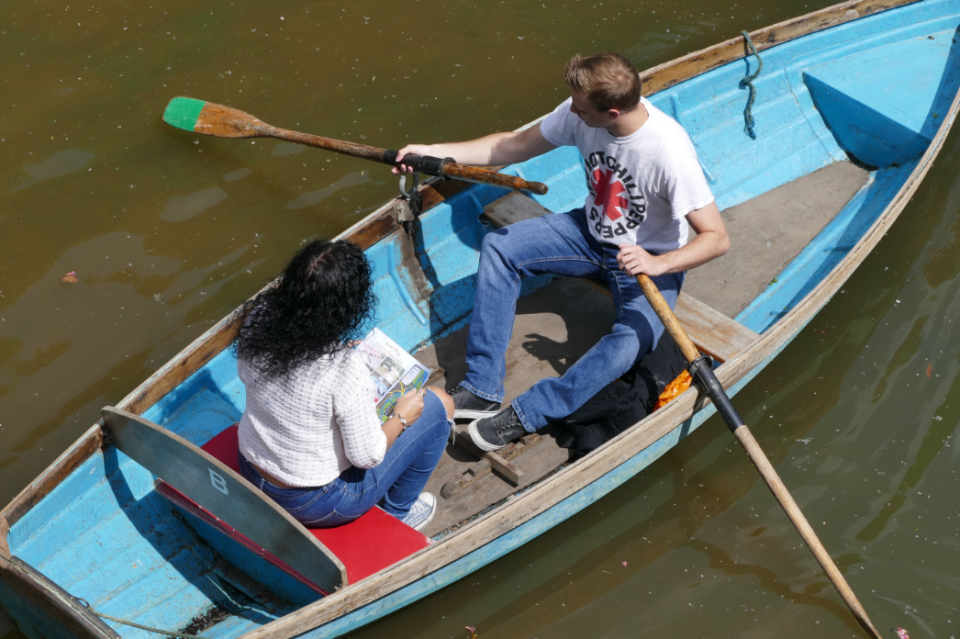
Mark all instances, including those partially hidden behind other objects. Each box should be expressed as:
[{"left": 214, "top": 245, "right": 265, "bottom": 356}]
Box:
[{"left": 237, "top": 348, "right": 387, "bottom": 487}]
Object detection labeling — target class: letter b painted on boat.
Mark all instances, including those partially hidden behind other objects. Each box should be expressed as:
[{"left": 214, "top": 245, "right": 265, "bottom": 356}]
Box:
[{"left": 209, "top": 468, "right": 229, "bottom": 495}]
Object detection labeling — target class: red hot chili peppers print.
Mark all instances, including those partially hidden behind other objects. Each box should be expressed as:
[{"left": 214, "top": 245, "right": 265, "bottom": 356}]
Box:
[{"left": 585, "top": 151, "right": 647, "bottom": 241}]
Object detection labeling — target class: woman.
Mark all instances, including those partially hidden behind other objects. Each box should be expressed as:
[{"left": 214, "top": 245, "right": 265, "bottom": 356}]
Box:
[{"left": 233, "top": 239, "right": 454, "bottom": 531}]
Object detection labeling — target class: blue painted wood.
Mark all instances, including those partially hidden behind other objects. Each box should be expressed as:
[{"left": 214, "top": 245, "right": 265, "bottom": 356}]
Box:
[
  {"left": 4, "top": 1, "right": 960, "bottom": 637},
  {"left": 804, "top": 26, "right": 960, "bottom": 168}
]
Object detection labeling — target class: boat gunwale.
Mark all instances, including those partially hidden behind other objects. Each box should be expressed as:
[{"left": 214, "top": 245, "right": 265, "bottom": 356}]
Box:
[
  {"left": 638, "top": 0, "right": 922, "bottom": 94},
  {"left": 0, "top": 424, "right": 104, "bottom": 533},
  {"left": 0, "top": 0, "right": 944, "bottom": 635},
  {"left": 0, "top": 554, "right": 120, "bottom": 639}
]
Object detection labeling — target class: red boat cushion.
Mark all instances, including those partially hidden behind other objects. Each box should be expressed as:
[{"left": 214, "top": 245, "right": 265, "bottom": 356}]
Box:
[{"left": 200, "top": 424, "right": 431, "bottom": 584}]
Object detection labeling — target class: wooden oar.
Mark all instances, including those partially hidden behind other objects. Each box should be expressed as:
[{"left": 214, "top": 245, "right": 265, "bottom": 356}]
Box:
[
  {"left": 162, "top": 97, "right": 548, "bottom": 195},
  {"left": 635, "top": 273, "right": 883, "bottom": 639}
]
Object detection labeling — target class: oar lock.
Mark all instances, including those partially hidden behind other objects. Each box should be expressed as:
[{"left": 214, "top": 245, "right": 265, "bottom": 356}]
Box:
[
  {"left": 389, "top": 152, "right": 455, "bottom": 231},
  {"left": 395, "top": 173, "right": 423, "bottom": 230},
  {"left": 686, "top": 354, "right": 714, "bottom": 380}
]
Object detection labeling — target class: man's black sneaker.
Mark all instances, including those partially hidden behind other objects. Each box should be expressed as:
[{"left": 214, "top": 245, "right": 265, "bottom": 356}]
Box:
[
  {"left": 468, "top": 406, "right": 527, "bottom": 452},
  {"left": 450, "top": 384, "right": 501, "bottom": 420}
]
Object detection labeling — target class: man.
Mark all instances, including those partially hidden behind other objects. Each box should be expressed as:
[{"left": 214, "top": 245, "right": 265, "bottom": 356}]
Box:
[{"left": 394, "top": 52, "right": 729, "bottom": 452}]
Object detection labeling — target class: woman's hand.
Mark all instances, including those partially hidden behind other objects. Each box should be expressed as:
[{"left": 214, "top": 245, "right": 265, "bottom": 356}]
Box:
[
  {"left": 381, "top": 389, "right": 426, "bottom": 449},
  {"left": 393, "top": 389, "right": 426, "bottom": 423}
]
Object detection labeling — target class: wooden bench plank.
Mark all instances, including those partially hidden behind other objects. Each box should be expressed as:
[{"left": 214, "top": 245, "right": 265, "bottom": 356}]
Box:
[
  {"left": 674, "top": 293, "right": 758, "bottom": 363},
  {"left": 481, "top": 192, "right": 759, "bottom": 362},
  {"left": 482, "top": 191, "right": 554, "bottom": 227}
]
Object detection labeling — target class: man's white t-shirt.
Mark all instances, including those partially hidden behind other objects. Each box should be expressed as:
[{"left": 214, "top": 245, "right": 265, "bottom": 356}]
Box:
[{"left": 540, "top": 96, "right": 715, "bottom": 252}]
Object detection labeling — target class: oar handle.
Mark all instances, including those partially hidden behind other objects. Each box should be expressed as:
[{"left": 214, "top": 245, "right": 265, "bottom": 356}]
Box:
[
  {"left": 273, "top": 128, "right": 548, "bottom": 194},
  {"left": 634, "top": 272, "right": 883, "bottom": 639},
  {"left": 278, "top": 129, "right": 548, "bottom": 194},
  {"left": 381, "top": 151, "right": 549, "bottom": 195}
]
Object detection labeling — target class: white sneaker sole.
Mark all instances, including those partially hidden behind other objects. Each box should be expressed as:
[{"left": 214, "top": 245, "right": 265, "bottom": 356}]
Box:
[
  {"left": 409, "top": 494, "right": 437, "bottom": 532},
  {"left": 467, "top": 419, "right": 505, "bottom": 452},
  {"left": 454, "top": 407, "right": 500, "bottom": 420}
]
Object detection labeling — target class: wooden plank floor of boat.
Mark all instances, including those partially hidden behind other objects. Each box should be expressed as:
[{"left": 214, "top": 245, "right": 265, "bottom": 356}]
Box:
[
  {"left": 414, "top": 159, "right": 869, "bottom": 537},
  {"left": 684, "top": 161, "right": 870, "bottom": 318},
  {"left": 416, "top": 277, "right": 606, "bottom": 535}
]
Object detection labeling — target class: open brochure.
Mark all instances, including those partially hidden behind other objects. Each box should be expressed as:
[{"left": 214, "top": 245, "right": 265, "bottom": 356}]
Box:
[{"left": 356, "top": 328, "right": 432, "bottom": 422}]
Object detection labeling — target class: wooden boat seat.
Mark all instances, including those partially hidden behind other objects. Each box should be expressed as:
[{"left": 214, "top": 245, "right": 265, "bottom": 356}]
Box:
[
  {"left": 101, "top": 407, "right": 347, "bottom": 594},
  {"left": 197, "top": 425, "right": 432, "bottom": 584},
  {"left": 101, "top": 408, "right": 429, "bottom": 595},
  {"left": 482, "top": 192, "right": 759, "bottom": 362}
]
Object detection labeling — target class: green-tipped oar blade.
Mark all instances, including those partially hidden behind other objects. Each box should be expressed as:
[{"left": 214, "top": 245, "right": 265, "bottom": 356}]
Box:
[
  {"left": 162, "top": 97, "right": 269, "bottom": 138},
  {"left": 156, "top": 98, "right": 547, "bottom": 194},
  {"left": 163, "top": 97, "right": 206, "bottom": 132}
]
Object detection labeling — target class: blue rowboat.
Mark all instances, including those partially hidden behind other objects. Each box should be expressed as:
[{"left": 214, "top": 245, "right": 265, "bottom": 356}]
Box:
[{"left": 3, "top": 0, "right": 959, "bottom": 636}]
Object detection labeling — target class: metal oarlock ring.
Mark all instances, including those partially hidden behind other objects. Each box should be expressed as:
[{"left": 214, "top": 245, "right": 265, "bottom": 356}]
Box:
[
  {"left": 398, "top": 173, "right": 420, "bottom": 199},
  {"left": 395, "top": 173, "right": 424, "bottom": 233}
]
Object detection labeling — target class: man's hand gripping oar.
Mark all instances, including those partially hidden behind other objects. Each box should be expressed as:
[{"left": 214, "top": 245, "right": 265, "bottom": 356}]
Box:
[{"left": 162, "top": 97, "right": 548, "bottom": 195}]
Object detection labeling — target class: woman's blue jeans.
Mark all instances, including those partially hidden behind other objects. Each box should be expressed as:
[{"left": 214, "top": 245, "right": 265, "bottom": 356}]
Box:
[
  {"left": 239, "top": 390, "right": 450, "bottom": 527},
  {"left": 460, "top": 208, "right": 684, "bottom": 432}
]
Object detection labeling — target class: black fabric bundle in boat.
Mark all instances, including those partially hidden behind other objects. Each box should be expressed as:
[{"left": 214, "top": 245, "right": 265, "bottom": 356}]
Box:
[{"left": 553, "top": 333, "right": 688, "bottom": 456}]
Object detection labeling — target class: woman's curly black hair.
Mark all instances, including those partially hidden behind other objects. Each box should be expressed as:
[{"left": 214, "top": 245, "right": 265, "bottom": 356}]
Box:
[{"left": 234, "top": 239, "right": 375, "bottom": 379}]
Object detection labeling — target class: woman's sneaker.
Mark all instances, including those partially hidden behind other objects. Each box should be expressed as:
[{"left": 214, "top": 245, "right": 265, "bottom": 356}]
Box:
[
  {"left": 468, "top": 406, "right": 527, "bottom": 452},
  {"left": 402, "top": 493, "right": 437, "bottom": 532},
  {"left": 450, "top": 384, "right": 500, "bottom": 420}
]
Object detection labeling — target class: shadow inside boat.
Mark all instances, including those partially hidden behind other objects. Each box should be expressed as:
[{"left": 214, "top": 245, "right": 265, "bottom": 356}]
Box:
[
  {"left": 753, "top": 28, "right": 960, "bottom": 329},
  {"left": 101, "top": 444, "right": 296, "bottom": 629}
]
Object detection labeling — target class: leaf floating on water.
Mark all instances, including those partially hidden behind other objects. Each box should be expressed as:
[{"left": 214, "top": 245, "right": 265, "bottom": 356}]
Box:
[
  {"left": 926, "top": 363, "right": 932, "bottom": 378},
  {"left": 61, "top": 271, "right": 78, "bottom": 284},
  {"left": 465, "top": 626, "right": 477, "bottom": 639}
]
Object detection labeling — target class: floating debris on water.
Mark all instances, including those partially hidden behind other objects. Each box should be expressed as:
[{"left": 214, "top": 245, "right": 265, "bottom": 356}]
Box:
[{"left": 61, "top": 271, "right": 78, "bottom": 284}]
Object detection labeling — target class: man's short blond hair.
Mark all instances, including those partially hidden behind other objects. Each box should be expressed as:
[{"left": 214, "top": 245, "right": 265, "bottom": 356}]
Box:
[{"left": 564, "top": 52, "right": 642, "bottom": 112}]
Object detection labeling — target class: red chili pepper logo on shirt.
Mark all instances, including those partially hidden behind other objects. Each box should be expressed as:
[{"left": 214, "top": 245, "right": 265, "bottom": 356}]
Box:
[{"left": 590, "top": 168, "right": 630, "bottom": 221}]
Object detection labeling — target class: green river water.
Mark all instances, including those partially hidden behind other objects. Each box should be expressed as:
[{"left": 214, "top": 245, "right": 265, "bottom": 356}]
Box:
[{"left": 2, "top": 0, "right": 959, "bottom": 637}]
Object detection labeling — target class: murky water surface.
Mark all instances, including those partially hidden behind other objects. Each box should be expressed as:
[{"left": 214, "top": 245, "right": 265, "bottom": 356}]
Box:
[{"left": 2, "top": 0, "right": 960, "bottom": 637}]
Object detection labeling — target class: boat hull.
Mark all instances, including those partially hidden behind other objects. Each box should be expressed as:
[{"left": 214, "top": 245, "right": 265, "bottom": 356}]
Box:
[{"left": 3, "top": 0, "right": 959, "bottom": 636}]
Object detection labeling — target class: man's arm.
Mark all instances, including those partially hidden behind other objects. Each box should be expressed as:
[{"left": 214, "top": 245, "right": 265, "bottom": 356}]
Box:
[
  {"left": 392, "top": 123, "right": 557, "bottom": 174},
  {"left": 616, "top": 201, "right": 730, "bottom": 277}
]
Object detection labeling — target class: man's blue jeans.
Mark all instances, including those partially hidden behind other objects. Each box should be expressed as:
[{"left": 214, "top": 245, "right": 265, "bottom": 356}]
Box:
[
  {"left": 238, "top": 390, "right": 450, "bottom": 527},
  {"left": 461, "top": 208, "right": 684, "bottom": 432}
]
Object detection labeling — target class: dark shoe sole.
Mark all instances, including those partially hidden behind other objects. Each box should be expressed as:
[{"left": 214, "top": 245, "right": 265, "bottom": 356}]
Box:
[
  {"left": 467, "top": 419, "right": 505, "bottom": 452},
  {"left": 454, "top": 407, "right": 500, "bottom": 421}
]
